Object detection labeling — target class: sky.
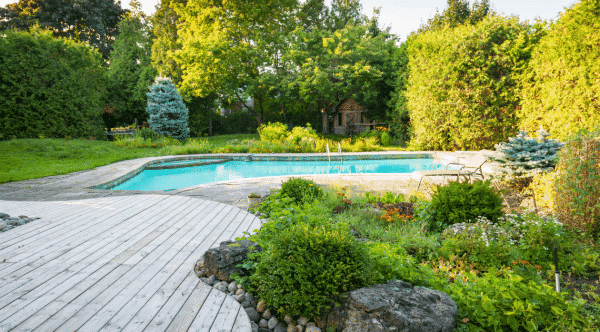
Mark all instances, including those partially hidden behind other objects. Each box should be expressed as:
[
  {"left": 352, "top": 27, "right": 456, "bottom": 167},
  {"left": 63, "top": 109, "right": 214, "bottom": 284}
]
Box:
[{"left": 0, "top": 0, "right": 581, "bottom": 42}]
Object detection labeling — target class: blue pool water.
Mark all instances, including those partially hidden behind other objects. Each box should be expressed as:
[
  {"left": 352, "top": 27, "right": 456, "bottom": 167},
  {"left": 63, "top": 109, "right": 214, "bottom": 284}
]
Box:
[{"left": 111, "top": 158, "right": 451, "bottom": 191}]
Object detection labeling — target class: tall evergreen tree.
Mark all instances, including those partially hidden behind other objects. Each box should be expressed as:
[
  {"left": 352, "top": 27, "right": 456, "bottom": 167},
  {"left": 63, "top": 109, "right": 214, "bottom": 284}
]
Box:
[
  {"left": 417, "top": 0, "right": 494, "bottom": 33},
  {"left": 106, "top": 0, "right": 156, "bottom": 127},
  {"left": 0, "top": 0, "right": 127, "bottom": 60},
  {"left": 145, "top": 77, "right": 190, "bottom": 140}
]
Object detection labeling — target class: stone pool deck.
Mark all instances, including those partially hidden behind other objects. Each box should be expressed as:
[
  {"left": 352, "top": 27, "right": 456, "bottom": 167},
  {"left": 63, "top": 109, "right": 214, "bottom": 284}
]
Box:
[{"left": 0, "top": 151, "right": 499, "bottom": 332}]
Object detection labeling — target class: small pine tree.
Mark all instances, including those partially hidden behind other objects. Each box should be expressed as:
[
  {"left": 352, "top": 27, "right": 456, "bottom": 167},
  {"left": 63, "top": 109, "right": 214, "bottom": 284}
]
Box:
[
  {"left": 145, "top": 77, "right": 190, "bottom": 140},
  {"left": 488, "top": 127, "right": 564, "bottom": 182}
]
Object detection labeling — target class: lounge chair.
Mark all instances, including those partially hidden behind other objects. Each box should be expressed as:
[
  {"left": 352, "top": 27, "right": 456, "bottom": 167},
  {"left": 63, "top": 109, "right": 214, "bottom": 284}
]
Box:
[{"left": 409, "top": 159, "right": 488, "bottom": 190}]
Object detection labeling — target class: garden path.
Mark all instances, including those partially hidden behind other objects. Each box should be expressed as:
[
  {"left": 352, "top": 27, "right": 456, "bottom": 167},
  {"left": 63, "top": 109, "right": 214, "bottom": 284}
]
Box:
[{"left": 0, "top": 195, "right": 260, "bottom": 332}]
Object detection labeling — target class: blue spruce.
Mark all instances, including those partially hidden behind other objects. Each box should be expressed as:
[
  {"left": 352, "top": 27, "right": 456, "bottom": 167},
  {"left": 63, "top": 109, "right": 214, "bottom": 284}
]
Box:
[
  {"left": 145, "top": 77, "right": 190, "bottom": 140},
  {"left": 488, "top": 127, "right": 564, "bottom": 180}
]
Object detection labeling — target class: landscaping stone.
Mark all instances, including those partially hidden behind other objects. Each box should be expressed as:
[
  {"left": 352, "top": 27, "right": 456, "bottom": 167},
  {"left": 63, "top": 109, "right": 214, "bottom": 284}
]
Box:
[
  {"left": 245, "top": 307, "right": 261, "bottom": 322},
  {"left": 273, "top": 322, "right": 286, "bottom": 332},
  {"left": 201, "top": 239, "right": 262, "bottom": 282},
  {"left": 251, "top": 321, "right": 259, "bottom": 332},
  {"left": 262, "top": 308, "right": 272, "bottom": 320},
  {"left": 286, "top": 325, "right": 298, "bottom": 332},
  {"left": 324, "top": 279, "right": 456, "bottom": 332},
  {"left": 259, "top": 318, "right": 269, "bottom": 328},
  {"left": 268, "top": 316, "right": 278, "bottom": 329},
  {"left": 0, "top": 213, "right": 40, "bottom": 233}
]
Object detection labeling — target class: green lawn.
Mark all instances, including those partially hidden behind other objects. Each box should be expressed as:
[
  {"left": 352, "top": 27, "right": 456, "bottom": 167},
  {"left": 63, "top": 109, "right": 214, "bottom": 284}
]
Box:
[{"left": 0, "top": 133, "right": 407, "bottom": 184}]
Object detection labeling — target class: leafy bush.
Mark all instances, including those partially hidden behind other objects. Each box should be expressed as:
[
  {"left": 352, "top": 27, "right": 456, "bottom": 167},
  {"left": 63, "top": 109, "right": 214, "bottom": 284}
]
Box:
[
  {"left": 364, "top": 241, "right": 431, "bottom": 286},
  {"left": 287, "top": 124, "right": 318, "bottom": 145},
  {"left": 280, "top": 177, "right": 323, "bottom": 204},
  {"left": 258, "top": 122, "right": 289, "bottom": 143},
  {"left": 553, "top": 127, "right": 600, "bottom": 237},
  {"left": 380, "top": 131, "right": 391, "bottom": 146},
  {"left": 365, "top": 191, "right": 405, "bottom": 204},
  {"left": 248, "top": 222, "right": 371, "bottom": 318},
  {"left": 145, "top": 77, "right": 190, "bottom": 140},
  {"left": 136, "top": 127, "right": 160, "bottom": 141},
  {"left": 527, "top": 170, "right": 558, "bottom": 216},
  {"left": 425, "top": 180, "right": 504, "bottom": 233},
  {"left": 435, "top": 268, "right": 591, "bottom": 331}
]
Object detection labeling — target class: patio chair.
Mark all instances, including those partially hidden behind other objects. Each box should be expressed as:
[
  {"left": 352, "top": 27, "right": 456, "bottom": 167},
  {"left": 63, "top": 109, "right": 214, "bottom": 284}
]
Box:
[{"left": 409, "top": 159, "right": 488, "bottom": 190}]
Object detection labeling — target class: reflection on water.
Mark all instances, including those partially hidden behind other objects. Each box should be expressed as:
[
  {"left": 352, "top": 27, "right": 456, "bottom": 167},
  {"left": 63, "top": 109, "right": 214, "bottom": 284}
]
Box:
[{"left": 112, "top": 159, "right": 450, "bottom": 191}]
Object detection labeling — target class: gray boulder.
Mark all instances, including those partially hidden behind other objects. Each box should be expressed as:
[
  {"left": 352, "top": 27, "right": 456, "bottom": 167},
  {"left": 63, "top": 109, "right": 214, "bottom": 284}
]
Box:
[
  {"left": 202, "top": 240, "right": 262, "bottom": 282},
  {"left": 245, "top": 307, "right": 261, "bottom": 322},
  {"left": 325, "top": 279, "right": 456, "bottom": 332}
]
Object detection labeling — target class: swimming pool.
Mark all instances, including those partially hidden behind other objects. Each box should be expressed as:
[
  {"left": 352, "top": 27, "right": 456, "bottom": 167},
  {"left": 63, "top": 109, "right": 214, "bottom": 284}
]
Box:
[{"left": 109, "top": 156, "right": 453, "bottom": 191}]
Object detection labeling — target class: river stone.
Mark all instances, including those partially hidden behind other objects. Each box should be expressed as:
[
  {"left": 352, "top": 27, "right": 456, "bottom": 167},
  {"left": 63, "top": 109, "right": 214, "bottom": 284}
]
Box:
[
  {"left": 284, "top": 315, "right": 293, "bottom": 324},
  {"left": 256, "top": 300, "right": 267, "bottom": 313},
  {"left": 0, "top": 213, "right": 9, "bottom": 219},
  {"left": 228, "top": 281, "right": 238, "bottom": 293},
  {"left": 251, "top": 321, "right": 258, "bottom": 332},
  {"left": 273, "top": 322, "right": 286, "bottom": 332},
  {"left": 268, "top": 316, "right": 278, "bottom": 329},
  {"left": 305, "top": 327, "right": 321, "bottom": 332},
  {"left": 236, "top": 288, "right": 245, "bottom": 296},
  {"left": 296, "top": 325, "right": 304, "bottom": 332},
  {"left": 259, "top": 318, "right": 268, "bottom": 328},
  {"left": 286, "top": 325, "right": 299, "bottom": 332},
  {"left": 245, "top": 292, "right": 255, "bottom": 303},
  {"left": 297, "top": 317, "right": 308, "bottom": 326},
  {"left": 242, "top": 300, "right": 252, "bottom": 308},
  {"left": 262, "top": 309, "right": 272, "bottom": 320},
  {"left": 0, "top": 221, "right": 7, "bottom": 231},
  {"left": 236, "top": 294, "right": 245, "bottom": 302},
  {"left": 206, "top": 275, "right": 216, "bottom": 286},
  {"left": 245, "top": 307, "right": 261, "bottom": 322}
]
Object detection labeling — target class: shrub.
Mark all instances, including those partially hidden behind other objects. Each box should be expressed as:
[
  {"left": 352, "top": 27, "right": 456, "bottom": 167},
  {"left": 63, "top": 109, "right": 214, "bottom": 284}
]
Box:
[
  {"left": 553, "top": 127, "right": 600, "bottom": 237},
  {"left": 488, "top": 127, "right": 564, "bottom": 184},
  {"left": 435, "top": 268, "right": 591, "bottom": 331},
  {"left": 425, "top": 180, "right": 504, "bottom": 233},
  {"left": 527, "top": 170, "right": 558, "bottom": 215},
  {"left": 287, "top": 124, "right": 318, "bottom": 145},
  {"left": 365, "top": 191, "right": 405, "bottom": 204},
  {"left": 380, "top": 131, "right": 391, "bottom": 146},
  {"left": 136, "top": 127, "right": 160, "bottom": 141},
  {"left": 145, "top": 77, "right": 190, "bottom": 140},
  {"left": 248, "top": 222, "right": 371, "bottom": 318},
  {"left": 280, "top": 177, "right": 323, "bottom": 204},
  {"left": 364, "top": 241, "right": 431, "bottom": 286},
  {"left": 258, "top": 122, "right": 289, "bottom": 142}
]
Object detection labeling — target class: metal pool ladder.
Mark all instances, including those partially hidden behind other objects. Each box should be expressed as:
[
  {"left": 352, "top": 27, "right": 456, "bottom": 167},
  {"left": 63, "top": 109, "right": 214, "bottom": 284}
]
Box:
[
  {"left": 326, "top": 143, "right": 331, "bottom": 162},
  {"left": 337, "top": 142, "right": 343, "bottom": 162}
]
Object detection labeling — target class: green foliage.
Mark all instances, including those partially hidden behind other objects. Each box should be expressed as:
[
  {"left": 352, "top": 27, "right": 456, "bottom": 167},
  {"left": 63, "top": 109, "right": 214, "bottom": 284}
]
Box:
[
  {"left": 436, "top": 269, "right": 591, "bottom": 331},
  {"left": 406, "top": 15, "right": 547, "bottom": 150},
  {"left": 106, "top": 7, "right": 157, "bottom": 127},
  {"left": 380, "top": 131, "right": 390, "bottom": 146},
  {"left": 258, "top": 122, "right": 289, "bottom": 143},
  {"left": 518, "top": 0, "right": 600, "bottom": 141},
  {"left": 416, "top": 0, "right": 494, "bottom": 34},
  {"left": 280, "top": 177, "right": 323, "bottom": 204},
  {"left": 248, "top": 222, "right": 371, "bottom": 318},
  {"left": 364, "top": 241, "right": 432, "bottom": 286},
  {"left": 425, "top": 180, "right": 504, "bottom": 233},
  {"left": 0, "top": 0, "right": 127, "bottom": 60},
  {"left": 0, "top": 27, "right": 106, "bottom": 140},
  {"left": 554, "top": 127, "right": 600, "bottom": 237},
  {"left": 488, "top": 127, "right": 565, "bottom": 181},
  {"left": 364, "top": 191, "right": 405, "bottom": 204},
  {"left": 287, "top": 124, "right": 319, "bottom": 145},
  {"left": 136, "top": 128, "right": 161, "bottom": 141},
  {"left": 145, "top": 77, "right": 190, "bottom": 140}
]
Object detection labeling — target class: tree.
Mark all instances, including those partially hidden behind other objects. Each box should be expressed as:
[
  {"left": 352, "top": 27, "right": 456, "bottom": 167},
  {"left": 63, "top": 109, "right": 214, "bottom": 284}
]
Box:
[
  {"left": 324, "top": 0, "right": 364, "bottom": 31},
  {"left": 0, "top": 27, "right": 106, "bottom": 139},
  {"left": 173, "top": 0, "right": 298, "bottom": 127},
  {"left": 417, "top": 0, "right": 494, "bottom": 33},
  {"left": 0, "top": 0, "right": 127, "bottom": 60},
  {"left": 105, "top": 0, "right": 156, "bottom": 127},
  {"left": 518, "top": 0, "right": 600, "bottom": 141},
  {"left": 285, "top": 24, "right": 394, "bottom": 133},
  {"left": 405, "top": 15, "right": 547, "bottom": 151},
  {"left": 151, "top": 0, "right": 185, "bottom": 81},
  {"left": 145, "top": 77, "right": 190, "bottom": 140}
]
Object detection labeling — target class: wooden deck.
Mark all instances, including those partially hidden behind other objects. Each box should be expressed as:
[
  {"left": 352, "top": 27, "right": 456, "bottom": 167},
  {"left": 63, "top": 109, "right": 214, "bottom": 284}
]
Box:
[{"left": 0, "top": 195, "right": 261, "bottom": 332}]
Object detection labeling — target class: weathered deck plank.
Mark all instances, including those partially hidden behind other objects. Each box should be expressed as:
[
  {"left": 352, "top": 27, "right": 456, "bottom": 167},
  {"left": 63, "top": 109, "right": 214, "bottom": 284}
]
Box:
[{"left": 0, "top": 195, "right": 256, "bottom": 332}]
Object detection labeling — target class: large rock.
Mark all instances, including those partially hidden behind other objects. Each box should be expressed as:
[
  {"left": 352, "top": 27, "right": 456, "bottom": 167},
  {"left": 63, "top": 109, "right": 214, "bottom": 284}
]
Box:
[
  {"left": 324, "top": 279, "right": 456, "bottom": 332},
  {"left": 202, "top": 240, "right": 262, "bottom": 282}
]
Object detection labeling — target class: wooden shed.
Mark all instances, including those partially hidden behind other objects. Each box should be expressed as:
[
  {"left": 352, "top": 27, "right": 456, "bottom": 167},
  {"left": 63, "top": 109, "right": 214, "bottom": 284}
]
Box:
[{"left": 321, "top": 98, "right": 386, "bottom": 135}]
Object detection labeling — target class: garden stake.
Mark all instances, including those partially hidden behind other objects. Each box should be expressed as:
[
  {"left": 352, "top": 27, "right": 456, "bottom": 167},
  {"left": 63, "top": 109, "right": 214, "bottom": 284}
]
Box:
[{"left": 554, "top": 243, "right": 560, "bottom": 292}]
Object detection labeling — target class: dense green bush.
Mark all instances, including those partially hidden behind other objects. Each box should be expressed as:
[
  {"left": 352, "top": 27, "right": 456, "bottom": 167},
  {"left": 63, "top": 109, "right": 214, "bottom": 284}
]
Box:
[
  {"left": 136, "top": 128, "right": 161, "bottom": 141},
  {"left": 405, "top": 15, "right": 546, "bottom": 150},
  {"left": 280, "top": 177, "right": 323, "bottom": 204},
  {"left": 425, "top": 180, "right": 504, "bottom": 233},
  {"left": 248, "top": 222, "right": 371, "bottom": 318},
  {"left": 0, "top": 27, "right": 106, "bottom": 140},
  {"left": 258, "top": 122, "right": 289, "bottom": 142},
  {"left": 287, "top": 124, "right": 318, "bottom": 145},
  {"left": 518, "top": 0, "right": 600, "bottom": 141}
]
